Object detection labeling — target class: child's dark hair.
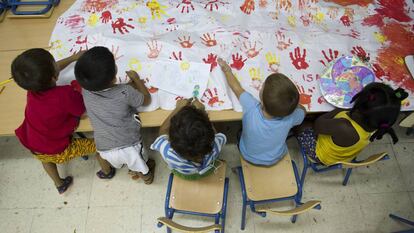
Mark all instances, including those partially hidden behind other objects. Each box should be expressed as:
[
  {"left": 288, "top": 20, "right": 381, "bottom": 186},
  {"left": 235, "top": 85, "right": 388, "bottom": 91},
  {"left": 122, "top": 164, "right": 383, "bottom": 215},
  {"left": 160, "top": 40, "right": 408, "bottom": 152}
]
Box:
[
  {"left": 262, "top": 73, "right": 299, "bottom": 117},
  {"left": 75, "top": 46, "right": 116, "bottom": 91},
  {"left": 11, "top": 48, "right": 57, "bottom": 92},
  {"left": 350, "top": 82, "right": 408, "bottom": 144},
  {"left": 169, "top": 105, "right": 215, "bottom": 162}
]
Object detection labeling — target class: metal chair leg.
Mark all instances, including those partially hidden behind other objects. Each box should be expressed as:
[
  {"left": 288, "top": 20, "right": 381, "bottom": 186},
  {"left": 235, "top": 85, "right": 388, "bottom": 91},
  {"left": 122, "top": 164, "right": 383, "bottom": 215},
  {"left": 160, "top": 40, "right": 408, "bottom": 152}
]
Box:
[{"left": 342, "top": 168, "right": 353, "bottom": 186}]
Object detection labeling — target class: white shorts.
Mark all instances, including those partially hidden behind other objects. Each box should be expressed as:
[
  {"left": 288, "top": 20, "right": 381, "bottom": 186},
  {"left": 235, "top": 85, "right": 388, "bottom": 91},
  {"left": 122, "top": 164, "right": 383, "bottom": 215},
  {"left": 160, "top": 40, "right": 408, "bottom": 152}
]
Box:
[{"left": 98, "top": 142, "right": 149, "bottom": 174}]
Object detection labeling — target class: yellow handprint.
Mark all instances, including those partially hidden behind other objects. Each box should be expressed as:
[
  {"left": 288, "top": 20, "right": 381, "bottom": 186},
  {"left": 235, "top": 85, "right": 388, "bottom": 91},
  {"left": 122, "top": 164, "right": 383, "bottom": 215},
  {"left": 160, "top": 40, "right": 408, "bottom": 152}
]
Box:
[
  {"left": 146, "top": 0, "right": 168, "bottom": 20},
  {"left": 265, "top": 52, "right": 280, "bottom": 72},
  {"left": 374, "top": 32, "right": 387, "bottom": 44},
  {"left": 313, "top": 11, "right": 325, "bottom": 24},
  {"left": 249, "top": 67, "right": 264, "bottom": 91},
  {"left": 288, "top": 15, "right": 296, "bottom": 27},
  {"left": 87, "top": 13, "right": 99, "bottom": 27},
  {"left": 128, "top": 58, "right": 142, "bottom": 72}
]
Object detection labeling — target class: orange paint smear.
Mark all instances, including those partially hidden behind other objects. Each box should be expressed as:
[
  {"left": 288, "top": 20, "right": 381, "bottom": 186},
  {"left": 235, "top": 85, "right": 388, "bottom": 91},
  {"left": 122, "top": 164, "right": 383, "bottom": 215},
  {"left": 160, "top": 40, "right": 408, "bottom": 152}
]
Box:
[
  {"left": 376, "top": 23, "right": 414, "bottom": 92},
  {"left": 322, "top": 0, "right": 373, "bottom": 7}
]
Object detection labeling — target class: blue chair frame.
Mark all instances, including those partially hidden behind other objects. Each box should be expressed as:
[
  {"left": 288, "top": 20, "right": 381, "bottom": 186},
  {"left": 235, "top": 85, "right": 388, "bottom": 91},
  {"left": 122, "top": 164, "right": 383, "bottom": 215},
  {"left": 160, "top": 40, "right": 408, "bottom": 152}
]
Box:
[
  {"left": 299, "top": 146, "right": 390, "bottom": 186},
  {"left": 389, "top": 214, "right": 414, "bottom": 233},
  {"left": 7, "top": 0, "right": 59, "bottom": 15},
  {"left": 158, "top": 173, "right": 230, "bottom": 233},
  {"left": 0, "top": 0, "right": 8, "bottom": 15},
  {"left": 236, "top": 159, "right": 321, "bottom": 230}
]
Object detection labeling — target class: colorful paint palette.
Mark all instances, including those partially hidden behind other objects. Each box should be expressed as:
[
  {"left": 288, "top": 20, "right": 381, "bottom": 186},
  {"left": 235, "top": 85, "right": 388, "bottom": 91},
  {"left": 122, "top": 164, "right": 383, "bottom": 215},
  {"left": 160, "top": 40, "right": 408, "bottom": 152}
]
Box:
[{"left": 319, "top": 56, "right": 375, "bottom": 108}]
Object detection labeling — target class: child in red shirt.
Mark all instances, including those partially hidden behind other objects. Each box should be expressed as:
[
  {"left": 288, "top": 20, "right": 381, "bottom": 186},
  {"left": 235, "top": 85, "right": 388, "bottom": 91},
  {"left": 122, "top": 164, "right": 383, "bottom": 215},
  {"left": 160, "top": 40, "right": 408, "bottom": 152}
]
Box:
[{"left": 12, "top": 49, "right": 114, "bottom": 194}]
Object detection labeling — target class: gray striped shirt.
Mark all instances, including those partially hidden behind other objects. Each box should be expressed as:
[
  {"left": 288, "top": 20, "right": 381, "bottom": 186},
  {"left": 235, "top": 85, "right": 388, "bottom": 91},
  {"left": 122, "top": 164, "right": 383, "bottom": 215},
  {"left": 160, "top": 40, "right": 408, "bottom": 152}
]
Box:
[{"left": 82, "top": 84, "right": 144, "bottom": 151}]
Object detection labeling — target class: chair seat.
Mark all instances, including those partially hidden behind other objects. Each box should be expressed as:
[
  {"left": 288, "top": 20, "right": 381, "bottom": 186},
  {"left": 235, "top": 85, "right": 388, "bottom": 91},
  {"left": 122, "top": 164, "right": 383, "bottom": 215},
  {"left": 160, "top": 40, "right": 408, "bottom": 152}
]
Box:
[
  {"left": 169, "top": 160, "right": 226, "bottom": 214},
  {"left": 241, "top": 153, "right": 298, "bottom": 201}
]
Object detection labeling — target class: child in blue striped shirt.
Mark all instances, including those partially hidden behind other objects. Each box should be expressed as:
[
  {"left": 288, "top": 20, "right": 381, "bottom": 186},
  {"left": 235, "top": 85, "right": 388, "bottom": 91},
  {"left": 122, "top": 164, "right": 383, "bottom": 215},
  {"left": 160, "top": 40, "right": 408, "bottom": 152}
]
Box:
[{"left": 150, "top": 98, "right": 226, "bottom": 180}]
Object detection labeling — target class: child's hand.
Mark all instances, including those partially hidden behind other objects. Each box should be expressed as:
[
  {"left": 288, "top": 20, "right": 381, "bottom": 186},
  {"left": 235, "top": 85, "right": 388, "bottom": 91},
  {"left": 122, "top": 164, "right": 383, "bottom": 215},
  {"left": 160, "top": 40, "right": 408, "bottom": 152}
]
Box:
[
  {"left": 176, "top": 98, "right": 191, "bottom": 108},
  {"left": 192, "top": 98, "right": 205, "bottom": 110},
  {"left": 217, "top": 58, "right": 232, "bottom": 73},
  {"left": 126, "top": 70, "right": 140, "bottom": 80},
  {"left": 72, "top": 50, "right": 86, "bottom": 60}
]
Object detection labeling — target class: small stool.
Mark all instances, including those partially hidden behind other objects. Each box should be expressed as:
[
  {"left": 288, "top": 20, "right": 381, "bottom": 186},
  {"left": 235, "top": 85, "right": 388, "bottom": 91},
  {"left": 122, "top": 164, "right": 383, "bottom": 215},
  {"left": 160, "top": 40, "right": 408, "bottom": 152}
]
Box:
[{"left": 158, "top": 160, "right": 229, "bottom": 233}]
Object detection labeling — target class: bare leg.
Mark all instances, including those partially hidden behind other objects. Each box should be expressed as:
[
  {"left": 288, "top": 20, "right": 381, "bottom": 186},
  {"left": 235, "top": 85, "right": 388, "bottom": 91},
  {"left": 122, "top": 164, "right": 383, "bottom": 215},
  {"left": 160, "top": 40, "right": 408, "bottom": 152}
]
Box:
[
  {"left": 96, "top": 153, "right": 111, "bottom": 174},
  {"left": 41, "top": 162, "right": 63, "bottom": 187},
  {"left": 293, "top": 120, "right": 314, "bottom": 136}
]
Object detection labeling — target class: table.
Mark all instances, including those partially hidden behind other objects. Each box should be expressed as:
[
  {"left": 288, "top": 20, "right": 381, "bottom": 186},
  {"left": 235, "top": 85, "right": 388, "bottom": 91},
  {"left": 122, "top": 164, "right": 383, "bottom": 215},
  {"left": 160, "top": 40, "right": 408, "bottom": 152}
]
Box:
[{"left": 0, "top": 0, "right": 242, "bottom": 136}]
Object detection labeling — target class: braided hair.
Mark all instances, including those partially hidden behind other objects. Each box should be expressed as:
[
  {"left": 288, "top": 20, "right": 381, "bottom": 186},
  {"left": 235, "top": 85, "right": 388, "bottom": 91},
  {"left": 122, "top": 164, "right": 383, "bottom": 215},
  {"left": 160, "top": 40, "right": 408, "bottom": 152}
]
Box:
[{"left": 350, "top": 83, "right": 408, "bottom": 144}]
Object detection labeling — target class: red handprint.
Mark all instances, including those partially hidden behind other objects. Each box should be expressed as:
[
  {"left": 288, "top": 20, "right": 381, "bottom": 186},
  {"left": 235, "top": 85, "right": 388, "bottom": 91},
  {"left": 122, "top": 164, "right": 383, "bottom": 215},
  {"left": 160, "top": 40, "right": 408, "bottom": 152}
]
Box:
[
  {"left": 64, "top": 14, "right": 85, "bottom": 34},
  {"left": 372, "top": 63, "right": 387, "bottom": 79},
  {"left": 146, "top": 40, "right": 162, "bottom": 59},
  {"left": 319, "top": 49, "right": 339, "bottom": 66},
  {"left": 170, "top": 51, "right": 183, "bottom": 61},
  {"left": 300, "top": 13, "right": 312, "bottom": 27},
  {"left": 351, "top": 46, "right": 370, "bottom": 62},
  {"left": 259, "top": 0, "right": 267, "bottom": 8},
  {"left": 290, "top": 47, "right": 309, "bottom": 70},
  {"left": 230, "top": 53, "right": 247, "bottom": 70},
  {"left": 175, "top": 36, "right": 195, "bottom": 48},
  {"left": 203, "top": 53, "right": 218, "bottom": 72},
  {"left": 69, "top": 36, "right": 88, "bottom": 54},
  {"left": 297, "top": 85, "right": 314, "bottom": 109},
  {"left": 144, "top": 78, "right": 159, "bottom": 93},
  {"left": 111, "top": 18, "right": 134, "bottom": 34},
  {"left": 100, "top": 10, "right": 112, "bottom": 23},
  {"left": 204, "top": 0, "right": 228, "bottom": 12},
  {"left": 201, "top": 88, "right": 224, "bottom": 107},
  {"left": 240, "top": 0, "right": 255, "bottom": 15},
  {"left": 340, "top": 15, "right": 351, "bottom": 27},
  {"left": 176, "top": 0, "right": 195, "bottom": 13},
  {"left": 200, "top": 33, "right": 217, "bottom": 47},
  {"left": 111, "top": 45, "right": 123, "bottom": 60},
  {"left": 275, "top": 30, "right": 292, "bottom": 51},
  {"left": 242, "top": 41, "right": 262, "bottom": 58}
]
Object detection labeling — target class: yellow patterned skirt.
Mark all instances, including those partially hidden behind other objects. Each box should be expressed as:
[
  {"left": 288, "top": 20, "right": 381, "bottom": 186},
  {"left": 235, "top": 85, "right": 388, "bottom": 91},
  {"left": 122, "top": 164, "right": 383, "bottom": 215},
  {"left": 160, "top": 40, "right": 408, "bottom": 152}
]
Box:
[{"left": 34, "top": 138, "right": 96, "bottom": 164}]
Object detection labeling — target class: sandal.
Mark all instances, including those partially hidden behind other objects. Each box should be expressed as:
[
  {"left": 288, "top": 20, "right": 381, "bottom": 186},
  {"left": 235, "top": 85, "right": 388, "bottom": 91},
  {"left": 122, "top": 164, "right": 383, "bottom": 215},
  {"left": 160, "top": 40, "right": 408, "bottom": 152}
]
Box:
[
  {"left": 130, "top": 159, "right": 156, "bottom": 184},
  {"left": 96, "top": 167, "right": 116, "bottom": 179},
  {"left": 57, "top": 176, "right": 73, "bottom": 194}
]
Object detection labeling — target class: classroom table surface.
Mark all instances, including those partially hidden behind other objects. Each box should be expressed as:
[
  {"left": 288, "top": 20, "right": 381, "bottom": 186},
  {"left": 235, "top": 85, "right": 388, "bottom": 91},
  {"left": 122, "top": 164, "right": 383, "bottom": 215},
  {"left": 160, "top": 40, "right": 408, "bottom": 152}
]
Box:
[{"left": 0, "top": 0, "right": 242, "bottom": 136}]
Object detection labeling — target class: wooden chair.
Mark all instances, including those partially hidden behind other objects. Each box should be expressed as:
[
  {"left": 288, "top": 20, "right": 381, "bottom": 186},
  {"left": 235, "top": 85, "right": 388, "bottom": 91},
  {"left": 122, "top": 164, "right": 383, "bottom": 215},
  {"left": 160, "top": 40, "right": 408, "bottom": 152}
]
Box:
[
  {"left": 0, "top": 0, "right": 6, "bottom": 22},
  {"left": 236, "top": 152, "right": 321, "bottom": 230},
  {"left": 157, "top": 160, "right": 229, "bottom": 233},
  {"left": 389, "top": 214, "right": 414, "bottom": 233},
  {"left": 299, "top": 143, "right": 390, "bottom": 186},
  {"left": 399, "top": 112, "right": 414, "bottom": 136},
  {"left": 7, "top": 0, "right": 58, "bottom": 18}
]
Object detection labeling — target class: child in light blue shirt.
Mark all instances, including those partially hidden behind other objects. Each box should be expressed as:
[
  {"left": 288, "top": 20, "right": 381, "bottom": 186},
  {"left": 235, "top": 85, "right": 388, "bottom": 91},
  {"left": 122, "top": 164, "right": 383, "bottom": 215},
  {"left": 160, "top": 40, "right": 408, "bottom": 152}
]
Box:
[{"left": 218, "top": 58, "right": 305, "bottom": 165}]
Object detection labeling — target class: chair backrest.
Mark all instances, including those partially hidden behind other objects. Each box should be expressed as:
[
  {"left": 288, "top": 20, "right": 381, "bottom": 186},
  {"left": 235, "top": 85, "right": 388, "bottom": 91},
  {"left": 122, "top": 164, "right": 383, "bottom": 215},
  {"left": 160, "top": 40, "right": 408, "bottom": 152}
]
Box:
[
  {"left": 157, "top": 217, "right": 222, "bottom": 233},
  {"left": 169, "top": 160, "right": 227, "bottom": 214},
  {"left": 399, "top": 112, "right": 414, "bottom": 128},
  {"left": 256, "top": 200, "right": 321, "bottom": 216},
  {"left": 335, "top": 152, "right": 389, "bottom": 168},
  {"left": 240, "top": 153, "right": 298, "bottom": 201}
]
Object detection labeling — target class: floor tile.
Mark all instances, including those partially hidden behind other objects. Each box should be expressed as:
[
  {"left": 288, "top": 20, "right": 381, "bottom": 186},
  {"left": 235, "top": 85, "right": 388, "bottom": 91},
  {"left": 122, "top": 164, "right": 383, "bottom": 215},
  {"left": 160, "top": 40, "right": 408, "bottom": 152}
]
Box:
[
  {"left": 359, "top": 192, "right": 414, "bottom": 233},
  {"left": 392, "top": 142, "right": 414, "bottom": 191},
  {"left": 31, "top": 207, "right": 87, "bottom": 233},
  {"left": 0, "top": 208, "right": 33, "bottom": 233},
  {"left": 85, "top": 206, "right": 142, "bottom": 233},
  {"left": 0, "top": 153, "right": 95, "bottom": 208}
]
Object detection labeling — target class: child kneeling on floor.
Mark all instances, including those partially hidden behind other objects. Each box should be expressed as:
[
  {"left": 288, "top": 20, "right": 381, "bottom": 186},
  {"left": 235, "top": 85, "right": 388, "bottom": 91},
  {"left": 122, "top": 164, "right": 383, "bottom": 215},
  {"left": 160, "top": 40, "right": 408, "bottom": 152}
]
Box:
[
  {"left": 296, "top": 82, "right": 407, "bottom": 166},
  {"left": 151, "top": 98, "right": 227, "bottom": 180},
  {"left": 75, "top": 47, "right": 155, "bottom": 184},
  {"left": 12, "top": 49, "right": 112, "bottom": 194}
]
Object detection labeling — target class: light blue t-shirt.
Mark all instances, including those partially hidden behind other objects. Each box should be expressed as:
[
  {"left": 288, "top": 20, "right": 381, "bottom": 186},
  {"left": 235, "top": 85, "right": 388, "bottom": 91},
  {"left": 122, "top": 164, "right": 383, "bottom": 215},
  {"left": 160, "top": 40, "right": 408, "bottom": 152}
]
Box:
[{"left": 239, "top": 92, "right": 305, "bottom": 165}]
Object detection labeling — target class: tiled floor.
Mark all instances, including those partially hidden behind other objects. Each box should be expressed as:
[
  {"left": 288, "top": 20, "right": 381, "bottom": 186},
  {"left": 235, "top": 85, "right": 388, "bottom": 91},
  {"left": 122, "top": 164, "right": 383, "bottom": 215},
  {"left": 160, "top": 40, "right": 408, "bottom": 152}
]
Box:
[{"left": 0, "top": 121, "right": 413, "bottom": 233}]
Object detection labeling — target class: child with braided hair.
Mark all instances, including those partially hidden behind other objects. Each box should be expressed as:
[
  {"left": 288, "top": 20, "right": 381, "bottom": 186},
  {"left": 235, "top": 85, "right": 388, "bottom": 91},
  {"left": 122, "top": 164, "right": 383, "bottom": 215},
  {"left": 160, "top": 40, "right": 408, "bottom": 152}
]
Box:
[{"left": 296, "top": 82, "right": 408, "bottom": 166}]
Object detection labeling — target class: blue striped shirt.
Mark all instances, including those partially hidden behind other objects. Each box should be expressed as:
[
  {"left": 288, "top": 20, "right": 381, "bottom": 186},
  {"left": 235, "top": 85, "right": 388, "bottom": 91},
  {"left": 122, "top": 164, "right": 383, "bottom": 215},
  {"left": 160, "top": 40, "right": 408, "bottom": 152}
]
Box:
[{"left": 150, "top": 133, "right": 227, "bottom": 175}]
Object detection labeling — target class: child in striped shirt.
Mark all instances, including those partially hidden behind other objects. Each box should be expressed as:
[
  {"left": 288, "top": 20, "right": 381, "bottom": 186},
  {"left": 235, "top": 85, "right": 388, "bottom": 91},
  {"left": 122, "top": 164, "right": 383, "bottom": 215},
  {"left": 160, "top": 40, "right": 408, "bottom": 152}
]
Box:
[{"left": 150, "top": 98, "right": 226, "bottom": 180}]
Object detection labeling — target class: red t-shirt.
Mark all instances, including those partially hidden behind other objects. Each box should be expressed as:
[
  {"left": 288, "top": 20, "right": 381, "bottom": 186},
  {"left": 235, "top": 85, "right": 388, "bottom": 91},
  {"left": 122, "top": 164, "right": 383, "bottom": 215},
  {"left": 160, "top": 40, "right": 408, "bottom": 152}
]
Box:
[{"left": 15, "top": 85, "right": 86, "bottom": 155}]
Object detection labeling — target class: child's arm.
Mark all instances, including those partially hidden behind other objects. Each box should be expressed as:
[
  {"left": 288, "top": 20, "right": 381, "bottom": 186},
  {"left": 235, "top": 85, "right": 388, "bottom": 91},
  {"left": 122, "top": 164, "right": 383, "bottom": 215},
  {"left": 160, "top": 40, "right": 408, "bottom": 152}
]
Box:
[
  {"left": 56, "top": 51, "right": 84, "bottom": 71},
  {"left": 314, "top": 108, "right": 343, "bottom": 134},
  {"left": 217, "top": 58, "right": 245, "bottom": 99},
  {"left": 159, "top": 99, "right": 191, "bottom": 136},
  {"left": 126, "top": 71, "right": 151, "bottom": 106}
]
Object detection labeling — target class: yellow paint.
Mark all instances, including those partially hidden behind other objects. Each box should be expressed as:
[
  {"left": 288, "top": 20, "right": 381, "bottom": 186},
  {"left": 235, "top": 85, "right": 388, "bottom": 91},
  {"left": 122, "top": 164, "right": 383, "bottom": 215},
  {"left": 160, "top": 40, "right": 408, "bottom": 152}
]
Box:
[
  {"left": 50, "top": 40, "right": 67, "bottom": 59},
  {"left": 234, "top": 73, "right": 243, "bottom": 82},
  {"left": 128, "top": 58, "right": 142, "bottom": 72},
  {"left": 117, "top": 2, "right": 139, "bottom": 13},
  {"left": 314, "top": 11, "right": 325, "bottom": 24},
  {"left": 395, "top": 56, "right": 405, "bottom": 65},
  {"left": 402, "top": 98, "right": 410, "bottom": 107},
  {"left": 249, "top": 68, "right": 263, "bottom": 81},
  {"left": 265, "top": 52, "right": 280, "bottom": 65},
  {"left": 374, "top": 32, "right": 387, "bottom": 44},
  {"left": 87, "top": 13, "right": 99, "bottom": 27},
  {"left": 220, "top": 15, "right": 231, "bottom": 22},
  {"left": 287, "top": 15, "right": 296, "bottom": 27},
  {"left": 180, "top": 61, "right": 190, "bottom": 71},
  {"left": 146, "top": 0, "right": 168, "bottom": 20}
]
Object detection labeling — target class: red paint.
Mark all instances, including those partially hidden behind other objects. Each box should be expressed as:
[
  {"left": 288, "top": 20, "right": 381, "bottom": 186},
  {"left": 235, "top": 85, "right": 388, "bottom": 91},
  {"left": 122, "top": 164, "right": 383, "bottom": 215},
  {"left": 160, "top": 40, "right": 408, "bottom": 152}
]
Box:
[
  {"left": 81, "top": 0, "right": 118, "bottom": 13},
  {"left": 147, "top": 40, "right": 162, "bottom": 59},
  {"left": 202, "top": 53, "right": 218, "bottom": 72},
  {"left": 317, "top": 96, "right": 326, "bottom": 104},
  {"left": 64, "top": 15, "right": 85, "bottom": 34},
  {"left": 290, "top": 47, "right": 309, "bottom": 70},
  {"left": 340, "top": 15, "right": 351, "bottom": 26},
  {"left": 100, "top": 11, "right": 112, "bottom": 23},
  {"left": 297, "top": 85, "right": 312, "bottom": 109},
  {"left": 375, "top": 0, "right": 411, "bottom": 23},
  {"left": 372, "top": 63, "right": 387, "bottom": 80},
  {"left": 323, "top": 0, "right": 373, "bottom": 7},
  {"left": 204, "top": 0, "right": 228, "bottom": 12},
  {"left": 275, "top": 30, "right": 292, "bottom": 51},
  {"left": 111, "top": 18, "right": 134, "bottom": 34},
  {"left": 362, "top": 14, "right": 384, "bottom": 27},
  {"left": 230, "top": 53, "right": 247, "bottom": 70},
  {"left": 258, "top": 0, "right": 267, "bottom": 8},
  {"left": 351, "top": 46, "right": 370, "bottom": 62},
  {"left": 201, "top": 88, "right": 224, "bottom": 107},
  {"left": 167, "top": 18, "right": 176, "bottom": 24},
  {"left": 176, "top": 36, "right": 195, "bottom": 48},
  {"left": 176, "top": 0, "right": 195, "bottom": 13},
  {"left": 69, "top": 36, "right": 88, "bottom": 54},
  {"left": 144, "top": 78, "right": 158, "bottom": 94},
  {"left": 319, "top": 49, "right": 339, "bottom": 66},
  {"left": 240, "top": 0, "right": 255, "bottom": 15},
  {"left": 200, "top": 33, "right": 217, "bottom": 47},
  {"left": 170, "top": 51, "right": 183, "bottom": 61},
  {"left": 242, "top": 41, "right": 262, "bottom": 58}
]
